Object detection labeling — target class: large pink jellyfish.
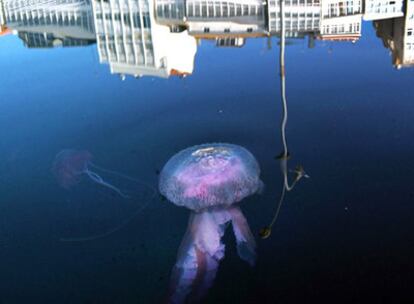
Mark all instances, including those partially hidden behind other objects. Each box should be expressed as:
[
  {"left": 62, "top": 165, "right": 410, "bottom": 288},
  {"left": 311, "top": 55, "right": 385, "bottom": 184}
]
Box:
[
  {"left": 159, "top": 143, "right": 263, "bottom": 303},
  {"left": 52, "top": 149, "right": 128, "bottom": 198}
]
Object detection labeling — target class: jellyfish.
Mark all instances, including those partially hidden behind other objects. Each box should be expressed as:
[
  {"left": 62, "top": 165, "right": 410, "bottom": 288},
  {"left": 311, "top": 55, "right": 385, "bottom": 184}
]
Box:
[
  {"left": 52, "top": 149, "right": 128, "bottom": 198},
  {"left": 159, "top": 143, "right": 263, "bottom": 303},
  {"left": 52, "top": 149, "right": 156, "bottom": 242}
]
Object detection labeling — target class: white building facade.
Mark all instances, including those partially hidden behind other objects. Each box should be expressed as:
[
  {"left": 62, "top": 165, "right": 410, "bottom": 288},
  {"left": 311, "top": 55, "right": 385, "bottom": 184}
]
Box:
[
  {"left": 92, "top": 0, "right": 196, "bottom": 78},
  {"left": 396, "top": 0, "right": 414, "bottom": 67},
  {"left": 319, "top": 0, "right": 362, "bottom": 40},
  {"left": 155, "top": 0, "right": 266, "bottom": 35},
  {"left": 2, "top": 0, "right": 95, "bottom": 46},
  {"left": 364, "top": 0, "right": 404, "bottom": 21},
  {"left": 267, "top": 0, "right": 321, "bottom": 36},
  {"left": 0, "top": 0, "right": 5, "bottom": 27}
]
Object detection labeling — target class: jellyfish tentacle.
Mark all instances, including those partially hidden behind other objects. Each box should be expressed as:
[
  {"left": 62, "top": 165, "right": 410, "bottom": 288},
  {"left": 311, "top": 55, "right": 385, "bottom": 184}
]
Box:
[
  {"left": 84, "top": 169, "right": 130, "bottom": 198},
  {"left": 60, "top": 184, "right": 157, "bottom": 242},
  {"left": 54, "top": 150, "right": 158, "bottom": 243},
  {"left": 89, "top": 162, "right": 156, "bottom": 193},
  {"left": 84, "top": 170, "right": 103, "bottom": 183},
  {"left": 228, "top": 206, "right": 256, "bottom": 266}
]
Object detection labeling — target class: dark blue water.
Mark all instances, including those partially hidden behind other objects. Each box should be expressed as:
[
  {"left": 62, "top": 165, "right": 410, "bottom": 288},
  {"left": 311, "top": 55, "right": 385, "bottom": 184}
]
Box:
[{"left": 1, "top": 18, "right": 414, "bottom": 303}]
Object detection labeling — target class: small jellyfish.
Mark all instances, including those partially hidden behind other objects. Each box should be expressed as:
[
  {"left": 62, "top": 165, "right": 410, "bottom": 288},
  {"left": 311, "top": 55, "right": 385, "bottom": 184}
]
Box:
[
  {"left": 159, "top": 143, "right": 262, "bottom": 303},
  {"left": 52, "top": 149, "right": 128, "bottom": 198},
  {"left": 52, "top": 149, "right": 156, "bottom": 242}
]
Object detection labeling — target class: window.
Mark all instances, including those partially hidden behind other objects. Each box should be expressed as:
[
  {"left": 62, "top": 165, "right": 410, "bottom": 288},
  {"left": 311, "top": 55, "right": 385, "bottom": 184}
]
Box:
[
  {"left": 202, "top": 3, "right": 207, "bottom": 16},
  {"left": 208, "top": 4, "right": 214, "bottom": 16},
  {"left": 187, "top": 3, "right": 194, "bottom": 17},
  {"left": 194, "top": 3, "right": 200, "bottom": 17},
  {"left": 229, "top": 3, "right": 235, "bottom": 16},
  {"left": 236, "top": 4, "right": 242, "bottom": 15}
]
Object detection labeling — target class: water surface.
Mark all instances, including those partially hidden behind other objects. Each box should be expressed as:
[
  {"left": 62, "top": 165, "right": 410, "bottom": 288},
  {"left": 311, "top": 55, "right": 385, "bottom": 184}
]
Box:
[{"left": 1, "top": 0, "right": 414, "bottom": 303}]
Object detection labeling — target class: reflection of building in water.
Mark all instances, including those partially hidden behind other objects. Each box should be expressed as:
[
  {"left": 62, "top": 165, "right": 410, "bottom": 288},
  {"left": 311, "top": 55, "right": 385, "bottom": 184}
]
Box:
[
  {"left": 156, "top": 0, "right": 266, "bottom": 35},
  {"left": 375, "top": 0, "right": 414, "bottom": 68},
  {"left": 2, "top": 0, "right": 95, "bottom": 47},
  {"left": 267, "top": 0, "right": 321, "bottom": 36},
  {"left": 318, "top": 0, "right": 362, "bottom": 41},
  {"left": 17, "top": 30, "right": 95, "bottom": 48},
  {"left": 364, "top": 0, "right": 404, "bottom": 21},
  {"left": 0, "top": 0, "right": 5, "bottom": 27},
  {"left": 155, "top": 0, "right": 358, "bottom": 42},
  {"left": 216, "top": 36, "right": 245, "bottom": 47},
  {"left": 0, "top": 0, "right": 11, "bottom": 36},
  {"left": 3, "top": 0, "right": 414, "bottom": 71},
  {"left": 156, "top": 0, "right": 322, "bottom": 45},
  {"left": 92, "top": 0, "right": 196, "bottom": 78},
  {"left": 156, "top": 0, "right": 325, "bottom": 41}
]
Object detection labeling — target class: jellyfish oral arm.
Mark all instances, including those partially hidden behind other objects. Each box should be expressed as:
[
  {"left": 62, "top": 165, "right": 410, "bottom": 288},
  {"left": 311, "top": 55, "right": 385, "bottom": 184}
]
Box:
[
  {"left": 168, "top": 243, "right": 199, "bottom": 304},
  {"left": 167, "top": 211, "right": 225, "bottom": 304},
  {"left": 169, "top": 245, "right": 220, "bottom": 304},
  {"left": 193, "top": 210, "right": 227, "bottom": 258},
  {"left": 228, "top": 206, "right": 257, "bottom": 266},
  {"left": 167, "top": 208, "right": 255, "bottom": 303}
]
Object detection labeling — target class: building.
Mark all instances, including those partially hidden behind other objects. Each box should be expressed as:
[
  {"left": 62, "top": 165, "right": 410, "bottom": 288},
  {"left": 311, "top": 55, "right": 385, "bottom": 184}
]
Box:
[
  {"left": 0, "top": 0, "right": 9, "bottom": 36},
  {"left": 4, "top": 0, "right": 402, "bottom": 75},
  {"left": 156, "top": 0, "right": 266, "bottom": 36},
  {"left": 0, "top": 0, "right": 5, "bottom": 27},
  {"left": 3, "top": 0, "right": 95, "bottom": 47},
  {"left": 364, "top": 0, "right": 404, "bottom": 21},
  {"left": 267, "top": 0, "right": 321, "bottom": 36},
  {"left": 375, "top": 0, "right": 414, "bottom": 68},
  {"left": 156, "top": 0, "right": 324, "bottom": 38},
  {"left": 17, "top": 31, "right": 95, "bottom": 48},
  {"left": 92, "top": 0, "right": 197, "bottom": 78},
  {"left": 318, "top": 0, "right": 362, "bottom": 41}
]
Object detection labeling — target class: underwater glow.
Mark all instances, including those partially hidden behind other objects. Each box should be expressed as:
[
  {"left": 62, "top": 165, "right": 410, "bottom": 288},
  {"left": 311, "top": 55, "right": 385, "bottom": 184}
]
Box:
[{"left": 159, "top": 143, "right": 262, "bottom": 303}]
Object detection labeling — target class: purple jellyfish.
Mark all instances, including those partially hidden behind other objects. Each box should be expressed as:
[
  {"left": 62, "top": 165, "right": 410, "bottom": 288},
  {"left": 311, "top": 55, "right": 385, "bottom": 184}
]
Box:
[
  {"left": 52, "top": 149, "right": 128, "bottom": 198},
  {"left": 159, "top": 143, "right": 263, "bottom": 303}
]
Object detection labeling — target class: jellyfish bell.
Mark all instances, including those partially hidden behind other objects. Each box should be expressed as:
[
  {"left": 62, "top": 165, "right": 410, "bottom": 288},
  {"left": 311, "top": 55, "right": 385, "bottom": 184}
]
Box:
[
  {"left": 53, "top": 149, "right": 92, "bottom": 189},
  {"left": 159, "top": 143, "right": 262, "bottom": 211},
  {"left": 159, "top": 143, "right": 262, "bottom": 303}
]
